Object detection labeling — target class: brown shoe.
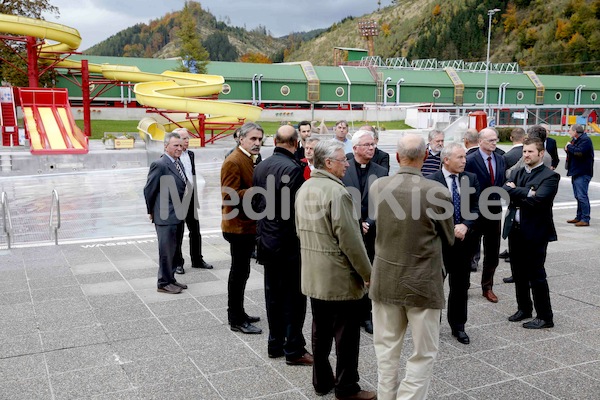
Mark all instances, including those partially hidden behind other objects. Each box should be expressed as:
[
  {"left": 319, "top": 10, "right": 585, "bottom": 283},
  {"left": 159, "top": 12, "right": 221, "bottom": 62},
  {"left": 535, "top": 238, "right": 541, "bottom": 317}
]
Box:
[
  {"left": 286, "top": 352, "right": 314, "bottom": 366},
  {"left": 336, "top": 390, "right": 377, "bottom": 400},
  {"left": 483, "top": 290, "right": 498, "bottom": 303},
  {"left": 157, "top": 284, "right": 182, "bottom": 294},
  {"left": 567, "top": 219, "right": 580, "bottom": 223},
  {"left": 575, "top": 221, "right": 590, "bottom": 227}
]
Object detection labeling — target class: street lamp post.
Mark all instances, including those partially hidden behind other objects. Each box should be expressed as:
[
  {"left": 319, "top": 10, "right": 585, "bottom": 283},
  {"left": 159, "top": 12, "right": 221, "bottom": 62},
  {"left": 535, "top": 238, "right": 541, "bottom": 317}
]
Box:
[{"left": 483, "top": 8, "right": 501, "bottom": 117}]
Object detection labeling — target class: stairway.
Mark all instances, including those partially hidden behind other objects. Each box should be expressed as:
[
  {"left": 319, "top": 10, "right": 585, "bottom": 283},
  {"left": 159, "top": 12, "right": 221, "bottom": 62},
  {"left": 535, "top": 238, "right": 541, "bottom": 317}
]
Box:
[{"left": 1, "top": 87, "right": 19, "bottom": 146}]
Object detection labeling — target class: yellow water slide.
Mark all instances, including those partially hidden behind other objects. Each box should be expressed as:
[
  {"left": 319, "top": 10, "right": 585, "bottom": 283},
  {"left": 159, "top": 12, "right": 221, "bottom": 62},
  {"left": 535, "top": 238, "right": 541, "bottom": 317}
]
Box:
[{"left": 0, "top": 13, "right": 261, "bottom": 144}]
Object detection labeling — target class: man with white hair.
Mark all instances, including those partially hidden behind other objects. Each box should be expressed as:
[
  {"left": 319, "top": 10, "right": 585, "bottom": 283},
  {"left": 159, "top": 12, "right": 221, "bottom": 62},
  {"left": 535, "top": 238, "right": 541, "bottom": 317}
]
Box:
[
  {"left": 296, "top": 140, "right": 375, "bottom": 400},
  {"left": 342, "top": 129, "right": 387, "bottom": 334},
  {"left": 171, "top": 128, "right": 213, "bottom": 274}
]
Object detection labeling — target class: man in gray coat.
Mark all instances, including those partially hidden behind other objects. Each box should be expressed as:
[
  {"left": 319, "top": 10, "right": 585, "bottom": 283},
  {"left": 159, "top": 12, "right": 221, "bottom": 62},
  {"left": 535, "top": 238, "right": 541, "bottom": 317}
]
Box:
[
  {"left": 370, "top": 134, "right": 454, "bottom": 400},
  {"left": 296, "top": 140, "right": 376, "bottom": 400}
]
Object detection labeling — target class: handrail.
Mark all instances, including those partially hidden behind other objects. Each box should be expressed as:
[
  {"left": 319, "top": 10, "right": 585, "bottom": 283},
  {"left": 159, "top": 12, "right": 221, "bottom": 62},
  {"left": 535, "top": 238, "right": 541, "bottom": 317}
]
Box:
[
  {"left": 1, "top": 191, "right": 13, "bottom": 249},
  {"left": 49, "top": 189, "right": 61, "bottom": 245}
]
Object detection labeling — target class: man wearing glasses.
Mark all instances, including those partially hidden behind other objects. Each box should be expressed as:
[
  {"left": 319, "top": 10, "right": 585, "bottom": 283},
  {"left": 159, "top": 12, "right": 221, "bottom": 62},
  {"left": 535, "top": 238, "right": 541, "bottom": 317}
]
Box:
[
  {"left": 465, "top": 128, "right": 506, "bottom": 303},
  {"left": 342, "top": 130, "right": 388, "bottom": 334},
  {"left": 296, "top": 140, "right": 375, "bottom": 400}
]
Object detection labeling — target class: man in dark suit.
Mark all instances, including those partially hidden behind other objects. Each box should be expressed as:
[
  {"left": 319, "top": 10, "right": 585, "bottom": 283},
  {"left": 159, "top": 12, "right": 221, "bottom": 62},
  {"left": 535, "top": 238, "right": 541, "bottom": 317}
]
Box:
[
  {"left": 428, "top": 142, "right": 480, "bottom": 344},
  {"left": 347, "top": 126, "right": 390, "bottom": 173},
  {"left": 172, "top": 128, "right": 213, "bottom": 274},
  {"left": 465, "top": 127, "right": 506, "bottom": 303},
  {"left": 342, "top": 129, "right": 388, "bottom": 334},
  {"left": 252, "top": 125, "right": 313, "bottom": 366},
  {"left": 503, "top": 137, "right": 559, "bottom": 329},
  {"left": 143, "top": 132, "right": 190, "bottom": 294},
  {"left": 541, "top": 124, "right": 560, "bottom": 170},
  {"left": 503, "top": 127, "right": 526, "bottom": 172}
]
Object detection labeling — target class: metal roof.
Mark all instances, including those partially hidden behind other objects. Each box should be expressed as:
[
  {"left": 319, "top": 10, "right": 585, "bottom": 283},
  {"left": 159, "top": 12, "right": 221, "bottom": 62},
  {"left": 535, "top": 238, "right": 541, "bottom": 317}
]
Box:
[
  {"left": 207, "top": 61, "right": 307, "bottom": 82},
  {"left": 376, "top": 69, "right": 453, "bottom": 86},
  {"left": 68, "top": 55, "right": 181, "bottom": 74},
  {"left": 339, "top": 66, "right": 376, "bottom": 84},
  {"left": 313, "top": 66, "right": 346, "bottom": 83},
  {"left": 456, "top": 71, "right": 535, "bottom": 88},
  {"left": 537, "top": 74, "right": 600, "bottom": 90}
]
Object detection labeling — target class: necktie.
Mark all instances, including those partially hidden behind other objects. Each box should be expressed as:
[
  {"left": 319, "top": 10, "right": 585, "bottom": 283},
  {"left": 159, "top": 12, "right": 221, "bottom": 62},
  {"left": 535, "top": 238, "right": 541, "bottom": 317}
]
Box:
[
  {"left": 450, "top": 174, "right": 461, "bottom": 224},
  {"left": 174, "top": 159, "right": 187, "bottom": 182},
  {"left": 487, "top": 156, "right": 495, "bottom": 185}
]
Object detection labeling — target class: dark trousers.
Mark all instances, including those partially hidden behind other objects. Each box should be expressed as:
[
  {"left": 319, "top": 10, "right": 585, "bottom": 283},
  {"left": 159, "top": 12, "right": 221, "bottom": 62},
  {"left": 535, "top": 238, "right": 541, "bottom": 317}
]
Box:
[
  {"left": 176, "top": 201, "right": 203, "bottom": 267},
  {"left": 263, "top": 250, "right": 307, "bottom": 359},
  {"left": 475, "top": 216, "right": 501, "bottom": 291},
  {"left": 310, "top": 298, "right": 362, "bottom": 397},
  {"left": 444, "top": 235, "right": 476, "bottom": 331},
  {"left": 223, "top": 232, "right": 255, "bottom": 325},
  {"left": 156, "top": 222, "right": 184, "bottom": 288},
  {"left": 508, "top": 225, "right": 553, "bottom": 321}
]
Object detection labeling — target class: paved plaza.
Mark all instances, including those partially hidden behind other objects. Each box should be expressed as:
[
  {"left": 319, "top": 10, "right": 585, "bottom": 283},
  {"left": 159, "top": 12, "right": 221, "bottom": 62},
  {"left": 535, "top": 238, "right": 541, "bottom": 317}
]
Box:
[{"left": 1, "top": 133, "right": 600, "bottom": 399}]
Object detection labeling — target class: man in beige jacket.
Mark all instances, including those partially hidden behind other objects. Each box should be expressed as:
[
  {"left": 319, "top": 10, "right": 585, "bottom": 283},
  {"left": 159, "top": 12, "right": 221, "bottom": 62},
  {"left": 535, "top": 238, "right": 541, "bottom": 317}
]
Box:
[
  {"left": 296, "top": 140, "right": 375, "bottom": 400},
  {"left": 370, "top": 134, "right": 454, "bottom": 400}
]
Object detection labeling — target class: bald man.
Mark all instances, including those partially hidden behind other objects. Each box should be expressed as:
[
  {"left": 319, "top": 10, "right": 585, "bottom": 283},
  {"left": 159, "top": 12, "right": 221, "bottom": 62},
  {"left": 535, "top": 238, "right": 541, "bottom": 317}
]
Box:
[{"left": 252, "top": 125, "right": 313, "bottom": 366}]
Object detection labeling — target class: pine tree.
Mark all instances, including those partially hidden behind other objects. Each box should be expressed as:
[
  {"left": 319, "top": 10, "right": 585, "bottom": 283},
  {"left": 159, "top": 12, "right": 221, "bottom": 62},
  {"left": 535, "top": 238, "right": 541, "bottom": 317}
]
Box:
[{"left": 176, "top": 1, "right": 209, "bottom": 74}]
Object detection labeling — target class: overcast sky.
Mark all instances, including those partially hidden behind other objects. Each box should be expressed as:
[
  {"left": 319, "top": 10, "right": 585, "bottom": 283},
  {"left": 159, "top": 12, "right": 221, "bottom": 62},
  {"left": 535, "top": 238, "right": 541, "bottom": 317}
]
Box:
[{"left": 43, "top": 0, "right": 393, "bottom": 51}]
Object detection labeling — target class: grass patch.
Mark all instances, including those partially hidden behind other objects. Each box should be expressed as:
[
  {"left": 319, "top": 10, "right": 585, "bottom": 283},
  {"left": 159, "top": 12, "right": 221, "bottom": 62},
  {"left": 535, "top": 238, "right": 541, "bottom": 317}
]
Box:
[{"left": 75, "top": 119, "right": 413, "bottom": 140}]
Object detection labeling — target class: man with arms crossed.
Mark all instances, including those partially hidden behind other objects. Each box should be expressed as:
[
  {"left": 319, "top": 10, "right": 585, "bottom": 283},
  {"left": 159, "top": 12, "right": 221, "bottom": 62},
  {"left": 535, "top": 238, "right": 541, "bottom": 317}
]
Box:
[
  {"left": 503, "top": 137, "right": 560, "bottom": 329},
  {"left": 370, "top": 134, "right": 454, "bottom": 399}
]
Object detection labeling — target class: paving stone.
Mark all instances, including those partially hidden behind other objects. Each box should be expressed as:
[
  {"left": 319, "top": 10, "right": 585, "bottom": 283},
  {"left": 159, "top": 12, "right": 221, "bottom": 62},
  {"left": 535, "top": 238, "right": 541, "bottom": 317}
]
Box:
[
  {"left": 80, "top": 280, "right": 132, "bottom": 296},
  {"left": 146, "top": 297, "right": 205, "bottom": 316},
  {"left": 433, "top": 355, "right": 513, "bottom": 390},
  {"left": 70, "top": 261, "right": 116, "bottom": 275},
  {"left": 31, "top": 285, "right": 84, "bottom": 303},
  {"left": 111, "top": 334, "right": 183, "bottom": 362},
  {"left": 51, "top": 364, "right": 131, "bottom": 400},
  {"left": 0, "top": 377, "right": 51, "bottom": 400},
  {"left": 0, "top": 353, "right": 46, "bottom": 381},
  {"left": 86, "top": 291, "right": 142, "bottom": 309},
  {"left": 93, "top": 304, "right": 153, "bottom": 324},
  {"left": 75, "top": 271, "right": 125, "bottom": 285},
  {"left": 188, "top": 342, "right": 265, "bottom": 374},
  {"left": 135, "top": 377, "right": 221, "bottom": 400},
  {"left": 122, "top": 355, "right": 201, "bottom": 387},
  {"left": 207, "top": 365, "right": 293, "bottom": 399},
  {"left": 45, "top": 343, "right": 118, "bottom": 375},
  {"left": 158, "top": 310, "right": 222, "bottom": 333},
  {"left": 522, "top": 367, "right": 600, "bottom": 400},
  {"left": 0, "top": 332, "right": 43, "bottom": 358},
  {"left": 0, "top": 290, "right": 32, "bottom": 306},
  {"left": 41, "top": 325, "right": 108, "bottom": 352},
  {"left": 102, "top": 318, "right": 166, "bottom": 342}
]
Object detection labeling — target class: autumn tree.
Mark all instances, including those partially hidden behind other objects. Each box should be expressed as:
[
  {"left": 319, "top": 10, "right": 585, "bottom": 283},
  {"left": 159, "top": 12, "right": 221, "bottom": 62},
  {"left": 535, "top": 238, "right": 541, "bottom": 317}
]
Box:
[
  {"left": 176, "top": 1, "right": 209, "bottom": 74},
  {"left": 239, "top": 52, "right": 272, "bottom": 64},
  {"left": 0, "top": 0, "right": 59, "bottom": 87},
  {"left": 203, "top": 32, "right": 238, "bottom": 61}
]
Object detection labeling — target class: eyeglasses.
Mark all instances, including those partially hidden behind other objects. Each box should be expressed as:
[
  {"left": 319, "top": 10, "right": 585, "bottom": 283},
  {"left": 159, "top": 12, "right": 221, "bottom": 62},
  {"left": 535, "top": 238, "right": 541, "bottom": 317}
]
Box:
[
  {"left": 356, "top": 143, "right": 377, "bottom": 148},
  {"left": 328, "top": 157, "right": 348, "bottom": 163}
]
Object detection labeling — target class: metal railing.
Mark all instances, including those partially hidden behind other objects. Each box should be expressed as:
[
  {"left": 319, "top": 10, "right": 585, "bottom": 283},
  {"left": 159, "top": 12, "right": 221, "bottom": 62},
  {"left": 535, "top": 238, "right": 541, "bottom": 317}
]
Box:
[
  {"left": 1, "top": 191, "right": 13, "bottom": 249},
  {"left": 49, "top": 189, "right": 61, "bottom": 245}
]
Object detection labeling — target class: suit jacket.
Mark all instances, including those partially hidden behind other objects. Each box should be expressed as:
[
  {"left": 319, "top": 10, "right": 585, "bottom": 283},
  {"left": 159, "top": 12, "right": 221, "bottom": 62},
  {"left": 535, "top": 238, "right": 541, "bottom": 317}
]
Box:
[
  {"left": 427, "top": 170, "right": 480, "bottom": 231},
  {"left": 503, "top": 145, "right": 523, "bottom": 170},
  {"left": 545, "top": 137, "right": 559, "bottom": 169},
  {"left": 144, "top": 154, "right": 189, "bottom": 225},
  {"left": 502, "top": 165, "right": 560, "bottom": 243},
  {"left": 369, "top": 167, "right": 454, "bottom": 309},
  {"left": 221, "top": 147, "right": 257, "bottom": 234},
  {"left": 465, "top": 150, "right": 506, "bottom": 213},
  {"left": 341, "top": 160, "right": 388, "bottom": 226}
]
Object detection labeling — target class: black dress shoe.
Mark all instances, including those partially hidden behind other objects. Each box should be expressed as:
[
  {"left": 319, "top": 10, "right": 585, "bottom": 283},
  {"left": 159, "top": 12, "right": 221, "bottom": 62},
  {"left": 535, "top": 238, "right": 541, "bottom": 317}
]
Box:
[
  {"left": 268, "top": 350, "right": 284, "bottom": 358},
  {"left": 503, "top": 276, "right": 514, "bottom": 283},
  {"left": 508, "top": 310, "right": 532, "bottom": 322},
  {"left": 452, "top": 330, "right": 470, "bottom": 344},
  {"left": 193, "top": 260, "right": 213, "bottom": 269},
  {"left": 245, "top": 314, "right": 261, "bottom": 323},
  {"left": 523, "top": 318, "right": 554, "bottom": 329},
  {"left": 175, "top": 265, "right": 185, "bottom": 274},
  {"left": 230, "top": 321, "right": 262, "bottom": 334},
  {"left": 172, "top": 281, "right": 188, "bottom": 289},
  {"left": 363, "top": 320, "right": 373, "bottom": 334},
  {"left": 499, "top": 250, "right": 509, "bottom": 259}
]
